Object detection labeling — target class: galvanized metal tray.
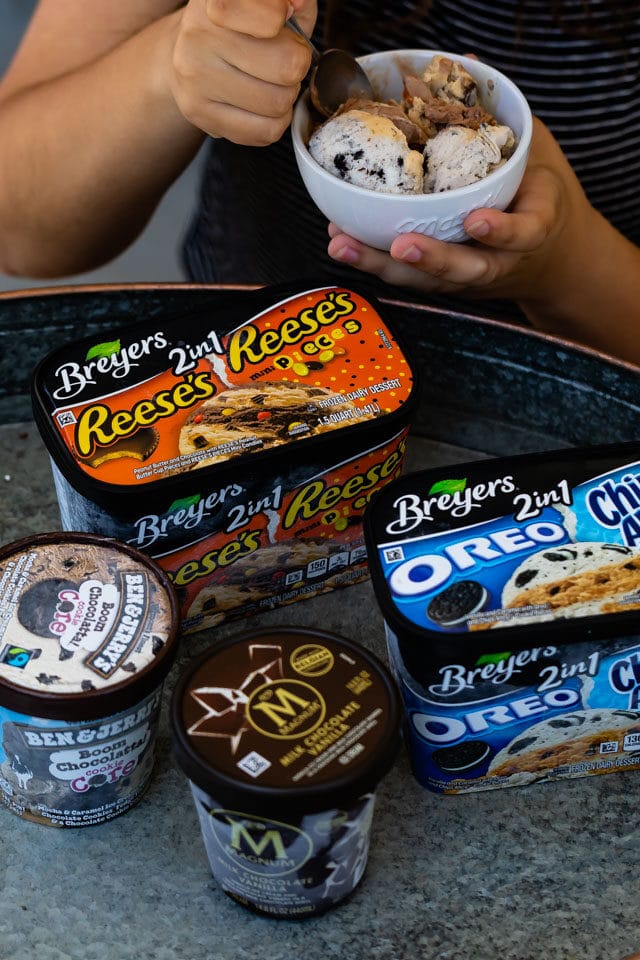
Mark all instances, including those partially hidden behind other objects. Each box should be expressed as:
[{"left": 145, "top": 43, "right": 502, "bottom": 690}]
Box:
[
  {"left": 1, "top": 281, "right": 638, "bottom": 452},
  {"left": 1, "top": 282, "right": 639, "bottom": 960}
]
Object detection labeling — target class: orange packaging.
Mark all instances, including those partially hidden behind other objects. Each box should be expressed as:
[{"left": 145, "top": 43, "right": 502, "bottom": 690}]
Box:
[{"left": 31, "top": 282, "right": 417, "bottom": 633}]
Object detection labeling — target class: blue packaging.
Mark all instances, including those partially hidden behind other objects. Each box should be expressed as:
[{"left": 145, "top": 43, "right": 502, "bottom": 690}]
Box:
[{"left": 364, "top": 442, "right": 640, "bottom": 793}]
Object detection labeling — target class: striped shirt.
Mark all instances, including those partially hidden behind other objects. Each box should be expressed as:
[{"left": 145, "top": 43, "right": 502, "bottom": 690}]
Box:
[{"left": 183, "top": 0, "right": 640, "bottom": 292}]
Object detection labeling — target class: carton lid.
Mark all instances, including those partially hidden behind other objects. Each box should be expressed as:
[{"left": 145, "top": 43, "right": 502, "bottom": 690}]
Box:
[
  {"left": 364, "top": 441, "right": 640, "bottom": 665},
  {"left": 31, "top": 282, "right": 416, "bottom": 511},
  {"left": 0, "top": 532, "right": 180, "bottom": 720},
  {"left": 170, "top": 627, "right": 401, "bottom": 816}
]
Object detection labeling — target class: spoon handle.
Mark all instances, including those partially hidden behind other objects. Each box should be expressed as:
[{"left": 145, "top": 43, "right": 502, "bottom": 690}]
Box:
[{"left": 286, "top": 15, "right": 321, "bottom": 65}]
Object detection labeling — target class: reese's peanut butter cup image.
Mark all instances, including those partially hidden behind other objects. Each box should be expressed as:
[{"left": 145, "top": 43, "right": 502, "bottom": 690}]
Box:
[
  {"left": 76, "top": 426, "right": 159, "bottom": 470},
  {"left": 0, "top": 532, "right": 179, "bottom": 827},
  {"left": 170, "top": 627, "right": 401, "bottom": 918}
]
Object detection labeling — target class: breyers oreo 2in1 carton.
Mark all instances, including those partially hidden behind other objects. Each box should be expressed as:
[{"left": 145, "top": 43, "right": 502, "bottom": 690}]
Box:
[
  {"left": 364, "top": 442, "right": 640, "bottom": 793},
  {"left": 31, "top": 283, "right": 416, "bottom": 634}
]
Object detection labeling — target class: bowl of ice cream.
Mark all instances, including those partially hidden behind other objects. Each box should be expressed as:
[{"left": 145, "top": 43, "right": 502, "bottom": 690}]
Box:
[{"left": 291, "top": 50, "right": 533, "bottom": 248}]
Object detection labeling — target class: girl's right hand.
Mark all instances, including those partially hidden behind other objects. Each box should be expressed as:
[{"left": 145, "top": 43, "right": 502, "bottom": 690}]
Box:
[{"left": 167, "top": 0, "right": 317, "bottom": 145}]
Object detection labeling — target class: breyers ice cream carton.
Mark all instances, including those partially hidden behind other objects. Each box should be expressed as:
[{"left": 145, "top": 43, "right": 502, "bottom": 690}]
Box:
[
  {"left": 364, "top": 442, "right": 640, "bottom": 793},
  {"left": 31, "top": 283, "right": 416, "bottom": 634}
]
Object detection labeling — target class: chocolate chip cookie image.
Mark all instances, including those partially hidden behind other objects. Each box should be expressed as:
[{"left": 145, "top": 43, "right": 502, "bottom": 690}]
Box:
[
  {"left": 178, "top": 381, "right": 380, "bottom": 468},
  {"left": 488, "top": 709, "right": 640, "bottom": 784},
  {"left": 501, "top": 542, "right": 640, "bottom": 619}
]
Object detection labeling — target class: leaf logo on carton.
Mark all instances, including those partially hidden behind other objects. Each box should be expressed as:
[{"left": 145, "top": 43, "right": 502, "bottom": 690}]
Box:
[
  {"left": 86, "top": 340, "right": 121, "bottom": 361},
  {"left": 429, "top": 478, "right": 467, "bottom": 495}
]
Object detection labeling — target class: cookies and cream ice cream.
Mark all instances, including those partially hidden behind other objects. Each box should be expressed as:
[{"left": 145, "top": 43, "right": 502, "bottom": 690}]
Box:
[
  {"left": 308, "top": 55, "right": 516, "bottom": 195},
  {"left": 308, "top": 110, "right": 425, "bottom": 194},
  {"left": 500, "top": 542, "right": 640, "bottom": 621}
]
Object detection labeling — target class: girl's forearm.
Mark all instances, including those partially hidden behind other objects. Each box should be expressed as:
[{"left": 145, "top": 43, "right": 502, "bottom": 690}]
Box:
[
  {"left": 519, "top": 210, "right": 640, "bottom": 366},
  {"left": 0, "top": 13, "right": 204, "bottom": 278}
]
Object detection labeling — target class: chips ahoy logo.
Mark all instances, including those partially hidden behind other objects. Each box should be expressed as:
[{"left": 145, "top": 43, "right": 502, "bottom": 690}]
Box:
[
  {"left": 585, "top": 469, "right": 640, "bottom": 547},
  {"left": 610, "top": 651, "right": 640, "bottom": 708}
]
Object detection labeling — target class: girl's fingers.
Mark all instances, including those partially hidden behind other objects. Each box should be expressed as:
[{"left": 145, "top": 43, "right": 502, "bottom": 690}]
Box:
[
  {"left": 464, "top": 167, "right": 561, "bottom": 252},
  {"left": 328, "top": 229, "right": 465, "bottom": 292},
  {"left": 389, "top": 232, "right": 505, "bottom": 287}
]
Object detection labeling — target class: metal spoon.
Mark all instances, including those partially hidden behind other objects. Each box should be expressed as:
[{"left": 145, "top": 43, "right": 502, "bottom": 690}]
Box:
[{"left": 286, "top": 15, "right": 374, "bottom": 117}]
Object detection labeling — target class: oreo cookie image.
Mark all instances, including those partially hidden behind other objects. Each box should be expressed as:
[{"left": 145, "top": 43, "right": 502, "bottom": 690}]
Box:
[
  {"left": 427, "top": 580, "right": 488, "bottom": 627},
  {"left": 432, "top": 740, "right": 491, "bottom": 773}
]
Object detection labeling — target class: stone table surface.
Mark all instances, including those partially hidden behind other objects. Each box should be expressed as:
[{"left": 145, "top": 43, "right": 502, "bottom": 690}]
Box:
[{"left": 0, "top": 422, "right": 638, "bottom": 960}]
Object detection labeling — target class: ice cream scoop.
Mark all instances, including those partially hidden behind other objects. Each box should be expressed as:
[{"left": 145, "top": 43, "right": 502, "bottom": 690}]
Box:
[{"left": 286, "top": 15, "right": 374, "bottom": 117}]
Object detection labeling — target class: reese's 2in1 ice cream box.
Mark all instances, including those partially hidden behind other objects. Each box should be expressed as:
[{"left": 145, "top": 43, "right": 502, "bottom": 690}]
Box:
[{"left": 31, "top": 282, "right": 417, "bottom": 634}]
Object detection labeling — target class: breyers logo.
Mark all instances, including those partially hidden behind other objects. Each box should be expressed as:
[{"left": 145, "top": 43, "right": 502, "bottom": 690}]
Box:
[
  {"left": 52, "top": 332, "right": 169, "bottom": 400},
  {"left": 386, "top": 475, "right": 516, "bottom": 535},
  {"left": 130, "top": 484, "right": 244, "bottom": 549}
]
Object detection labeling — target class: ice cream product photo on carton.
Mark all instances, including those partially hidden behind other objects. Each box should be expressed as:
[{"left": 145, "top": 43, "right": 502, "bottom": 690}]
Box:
[
  {"left": 30, "top": 282, "right": 417, "bottom": 634},
  {"left": 364, "top": 441, "right": 640, "bottom": 794}
]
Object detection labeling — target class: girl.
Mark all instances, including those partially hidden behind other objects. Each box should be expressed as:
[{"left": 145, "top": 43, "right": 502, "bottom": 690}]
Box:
[{"left": 0, "top": 1, "right": 638, "bottom": 360}]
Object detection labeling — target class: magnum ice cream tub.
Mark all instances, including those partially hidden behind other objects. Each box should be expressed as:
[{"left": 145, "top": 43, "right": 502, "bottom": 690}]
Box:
[
  {"left": 170, "top": 627, "right": 401, "bottom": 917},
  {"left": 31, "top": 281, "right": 417, "bottom": 634},
  {"left": 364, "top": 441, "right": 640, "bottom": 794},
  {"left": 0, "top": 532, "right": 179, "bottom": 826}
]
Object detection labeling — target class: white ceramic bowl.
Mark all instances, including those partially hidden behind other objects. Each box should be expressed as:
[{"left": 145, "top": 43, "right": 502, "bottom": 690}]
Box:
[{"left": 291, "top": 49, "right": 533, "bottom": 249}]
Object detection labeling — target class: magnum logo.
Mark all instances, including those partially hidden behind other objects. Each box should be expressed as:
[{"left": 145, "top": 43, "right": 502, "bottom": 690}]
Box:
[
  {"left": 226, "top": 290, "right": 357, "bottom": 373},
  {"left": 209, "top": 811, "right": 313, "bottom": 874},
  {"left": 248, "top": 680, "right": 325, "bottom": 739}
]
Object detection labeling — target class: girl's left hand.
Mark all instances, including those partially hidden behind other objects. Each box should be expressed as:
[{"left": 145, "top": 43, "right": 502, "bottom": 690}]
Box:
[{"left": 326, "top": 117, "right": 596, "bottom": 307}]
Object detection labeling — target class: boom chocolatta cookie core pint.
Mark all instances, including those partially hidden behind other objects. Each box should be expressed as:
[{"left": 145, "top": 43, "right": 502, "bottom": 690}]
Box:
[
  {"left": 31, "top": 282, "right": 416, "bottom": 635},
  {"left": 364, "top": 442, "right": 640, "bottom": 794},
  {"left": 0, "top": 532, "right": 179, "bottom": 826}
]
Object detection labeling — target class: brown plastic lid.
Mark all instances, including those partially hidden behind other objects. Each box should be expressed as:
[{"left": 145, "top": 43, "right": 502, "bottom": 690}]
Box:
[
  {"left": 0, "top": 532, "right": 180, "bottom": 720},
  {"left": 170, "top": 627, "right": 401, "bottom": 817}
]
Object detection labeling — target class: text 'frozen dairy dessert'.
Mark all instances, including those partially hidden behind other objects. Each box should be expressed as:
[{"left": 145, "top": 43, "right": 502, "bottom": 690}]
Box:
[
  {"left": 308, "top": 55, "right": 516, "bottom": 194},
  {"left": 364, "top": 441, "right": 640, "bottom": 794},
  {"left": 170, "top": 627, "right": 401, "bottom": 918},
  {"left": 31, "top": 282, "right": 416, "bottom": 634},
  {"left": 0, "top": 533, "right": 179, "bottom": 826}
]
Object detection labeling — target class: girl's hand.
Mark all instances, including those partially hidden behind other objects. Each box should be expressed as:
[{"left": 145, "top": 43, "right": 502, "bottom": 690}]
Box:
[
  {"left": 168, "top": 0, "right": 317, "bottom": 144},
  {"left": 327, "top": 117, "right": 597, "bottom": 310}
]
